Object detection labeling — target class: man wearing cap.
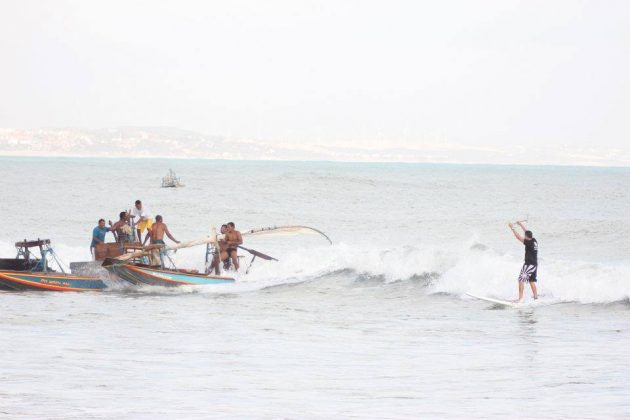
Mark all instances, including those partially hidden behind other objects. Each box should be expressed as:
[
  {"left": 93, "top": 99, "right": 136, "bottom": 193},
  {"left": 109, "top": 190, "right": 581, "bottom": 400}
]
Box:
[{"left": 509, "top": 221, "right": 539, "bottom": 302}]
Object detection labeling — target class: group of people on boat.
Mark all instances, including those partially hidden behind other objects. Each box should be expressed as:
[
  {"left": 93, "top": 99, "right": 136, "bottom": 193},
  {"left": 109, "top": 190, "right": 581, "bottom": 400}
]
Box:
[
  {"left": 90, "top": 199, "right": 244, "bottom": 272},
  {"left": 210, "top": 223, "right": 243, "bottom": 273},
  {"left": 90, "top": 200, "right": 179, "bottom": 257}
]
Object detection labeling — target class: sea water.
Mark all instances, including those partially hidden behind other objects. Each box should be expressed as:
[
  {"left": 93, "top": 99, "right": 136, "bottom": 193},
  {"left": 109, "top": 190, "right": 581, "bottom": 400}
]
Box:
[{"left": 0, "top": 157, "right": 629, "bottom": 419}]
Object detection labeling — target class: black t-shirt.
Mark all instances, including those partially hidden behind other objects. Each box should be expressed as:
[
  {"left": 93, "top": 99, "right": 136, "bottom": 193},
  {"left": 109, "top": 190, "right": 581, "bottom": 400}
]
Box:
[{"left": 524, "top": 238, "right": 538, "bottom": 265}]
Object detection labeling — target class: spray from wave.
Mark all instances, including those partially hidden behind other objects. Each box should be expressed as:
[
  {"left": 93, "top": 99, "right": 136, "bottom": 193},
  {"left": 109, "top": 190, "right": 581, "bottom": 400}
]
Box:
[
  {"left": 1, "top": 239, "right": 629, "bottom": 304},
  {"left": 244, "top": 240, "right": 630, "bottom": 304}
]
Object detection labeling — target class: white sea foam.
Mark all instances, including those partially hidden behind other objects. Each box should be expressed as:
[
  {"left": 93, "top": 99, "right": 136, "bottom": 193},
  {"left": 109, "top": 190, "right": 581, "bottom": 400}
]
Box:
[
  {"left": 4, "top": 235, "right": 629, "bottom": 304},
  {"left": 3, "top": 234, "right": 629, "bottom": 305}
]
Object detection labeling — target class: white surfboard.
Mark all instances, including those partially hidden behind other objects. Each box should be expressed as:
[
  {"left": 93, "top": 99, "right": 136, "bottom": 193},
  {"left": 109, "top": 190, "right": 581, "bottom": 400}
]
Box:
[{"left": 466, "top": 293, "right": 521, "bottom": 307}]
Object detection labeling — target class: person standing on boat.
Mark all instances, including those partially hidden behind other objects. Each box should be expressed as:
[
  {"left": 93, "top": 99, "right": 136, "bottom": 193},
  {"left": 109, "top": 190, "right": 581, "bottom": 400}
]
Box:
[
  {"left": 225, "top": 222, "right": 243, "bottom": 271},
  {"left": 90, "top": 219, "right": 113, "bottom": 259},
  {"left": 143, "top": 215, "right": 180, "bottom": 266},
  {"left": 109, "top": 211, "right": 133, "bottom": 243},
  {"left": 143, "top": 215, "right": 180, "bottom": 246},
  {"left": 130, "top": 200, "right": 153, "bottom": 243},
  {"left": 508, "top": 221, "right": 539, "bottom": 302}
]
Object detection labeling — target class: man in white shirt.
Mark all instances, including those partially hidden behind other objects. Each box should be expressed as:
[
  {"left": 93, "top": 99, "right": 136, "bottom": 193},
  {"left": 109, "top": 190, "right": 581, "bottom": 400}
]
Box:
[{"left": 130, "top": 199, "right": 153, "bottom": 244}]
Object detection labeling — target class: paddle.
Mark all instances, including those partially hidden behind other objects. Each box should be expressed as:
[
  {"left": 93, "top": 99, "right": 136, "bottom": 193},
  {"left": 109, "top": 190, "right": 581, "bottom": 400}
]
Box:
[{"left": 237, "top": 245, "right": 278, "bottom": 261}]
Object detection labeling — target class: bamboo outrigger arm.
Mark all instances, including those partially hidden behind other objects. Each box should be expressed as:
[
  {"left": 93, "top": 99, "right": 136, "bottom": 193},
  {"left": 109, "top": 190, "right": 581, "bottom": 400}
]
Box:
[{"left": 108, "top": 236, "right": 220, "bottom": 263}]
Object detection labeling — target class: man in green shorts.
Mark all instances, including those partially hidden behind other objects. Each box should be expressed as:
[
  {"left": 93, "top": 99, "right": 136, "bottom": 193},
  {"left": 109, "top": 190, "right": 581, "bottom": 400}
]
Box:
[{"left": 144, "top": 215, "right": 180, "bottom": 266}]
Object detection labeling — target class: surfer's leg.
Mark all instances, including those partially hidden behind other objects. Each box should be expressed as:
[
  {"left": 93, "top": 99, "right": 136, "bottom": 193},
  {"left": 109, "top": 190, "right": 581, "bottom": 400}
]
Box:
[
  {"left": 529, "top": 266, "right": 538, "bottom": 299},
  {"left": 516, "top": 264, "right": 528, "bottom": 302}
]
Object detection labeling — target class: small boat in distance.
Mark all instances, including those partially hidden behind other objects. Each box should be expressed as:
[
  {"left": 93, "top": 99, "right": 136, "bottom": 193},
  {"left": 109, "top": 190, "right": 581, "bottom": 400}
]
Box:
[
  {"left": 0, "top": 239, "right": 107, "bottom": 292},
  {"left": 161, "top": 169, "right": 184, "bottom": 188}
]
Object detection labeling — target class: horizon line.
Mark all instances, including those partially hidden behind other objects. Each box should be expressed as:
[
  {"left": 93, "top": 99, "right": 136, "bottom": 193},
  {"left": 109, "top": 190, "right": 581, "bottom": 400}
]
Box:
[{"left": 1, "top": 152, "right": 629, "bottom": 170}]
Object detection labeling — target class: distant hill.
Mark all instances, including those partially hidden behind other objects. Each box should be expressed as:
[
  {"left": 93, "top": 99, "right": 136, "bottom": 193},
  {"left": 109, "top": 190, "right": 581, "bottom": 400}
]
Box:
[
  {"left": 0, "top": 127, "right": 275, "bottom": 160},
  {"left": 0, "top": 126, "right": 463, "bottom": 162},
  {"left": 0, "top": 127, "right": 628, "bottom": 166}
]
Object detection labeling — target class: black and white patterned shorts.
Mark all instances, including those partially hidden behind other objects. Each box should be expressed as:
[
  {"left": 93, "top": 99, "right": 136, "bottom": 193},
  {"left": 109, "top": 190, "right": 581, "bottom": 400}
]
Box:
[{"left": 518, "top": 264, "right": 537, "bottom": 283}]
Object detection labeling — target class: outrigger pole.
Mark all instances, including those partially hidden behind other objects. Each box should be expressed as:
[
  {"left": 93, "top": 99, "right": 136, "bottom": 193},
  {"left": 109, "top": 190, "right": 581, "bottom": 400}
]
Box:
[
  {"left": 204, "top": 226, "right": 221, "bottom": 275},
  {"left": 103, "top": 227, "right": 281, "bottom": 274},
  {"left": 109, "top": 237, "right": 220, "bottom": 262}
]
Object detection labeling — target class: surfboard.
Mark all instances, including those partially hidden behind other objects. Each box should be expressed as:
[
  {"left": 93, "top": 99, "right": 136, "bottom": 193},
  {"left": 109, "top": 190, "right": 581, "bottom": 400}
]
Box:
[{"left": 466, "top": 293, "right": 521, "bottom": 307}]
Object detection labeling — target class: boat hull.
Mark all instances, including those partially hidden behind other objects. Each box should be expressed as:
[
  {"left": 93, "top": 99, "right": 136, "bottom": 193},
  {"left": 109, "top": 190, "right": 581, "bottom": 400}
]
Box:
[
  {"left": 0, "top": 271, "right": 107, "bottom": 292},
  {"left": 106, "top": 264, "right": 235, "bottom": 287}
]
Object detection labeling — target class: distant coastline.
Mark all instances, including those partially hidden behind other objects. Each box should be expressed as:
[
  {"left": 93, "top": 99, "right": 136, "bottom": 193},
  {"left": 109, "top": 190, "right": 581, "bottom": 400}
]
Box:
[
  {"left": 3, "top": 155, "right": 630, "bottom": 171},
  {"left": 1, "top": 127, "right": 629, "bottom": 167}
]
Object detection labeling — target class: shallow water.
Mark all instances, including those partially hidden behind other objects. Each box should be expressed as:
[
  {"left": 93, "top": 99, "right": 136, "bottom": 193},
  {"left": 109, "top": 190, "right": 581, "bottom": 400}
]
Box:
[{"left": 1, "top": 157, "right": 629, "bottom": 418}]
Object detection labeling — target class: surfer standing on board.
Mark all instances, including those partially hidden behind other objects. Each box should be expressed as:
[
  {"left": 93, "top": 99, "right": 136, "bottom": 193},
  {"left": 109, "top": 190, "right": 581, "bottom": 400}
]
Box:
[{"left": 509, "top": 221, "right": 539, "bottom": 302}]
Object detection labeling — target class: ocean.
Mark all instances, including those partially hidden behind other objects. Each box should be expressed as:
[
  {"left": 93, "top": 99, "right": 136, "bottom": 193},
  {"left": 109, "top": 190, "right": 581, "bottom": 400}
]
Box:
[{"left": 1, "top": 157, "right": 629, "bottom": 419}]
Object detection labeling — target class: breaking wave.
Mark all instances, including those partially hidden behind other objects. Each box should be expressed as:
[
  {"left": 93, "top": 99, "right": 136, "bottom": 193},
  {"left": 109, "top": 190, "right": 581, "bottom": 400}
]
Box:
[
  {"left": 241, "top": 240, "right": 630, "bottom": 304},
  {"left": 2, "top": 239, "right": 629, "bottom": 304}
]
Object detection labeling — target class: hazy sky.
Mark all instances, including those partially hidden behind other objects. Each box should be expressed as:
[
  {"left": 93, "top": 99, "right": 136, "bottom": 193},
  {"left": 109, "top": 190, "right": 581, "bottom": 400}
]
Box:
[{"left": 1, "top": 0, "right": 629, "bottom": 153}]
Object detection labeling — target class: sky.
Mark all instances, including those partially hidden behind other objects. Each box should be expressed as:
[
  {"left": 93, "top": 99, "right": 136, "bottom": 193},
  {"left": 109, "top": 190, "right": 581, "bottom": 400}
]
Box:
[{"left": 0, "top": 0, "right": 629, "bottom": 160}]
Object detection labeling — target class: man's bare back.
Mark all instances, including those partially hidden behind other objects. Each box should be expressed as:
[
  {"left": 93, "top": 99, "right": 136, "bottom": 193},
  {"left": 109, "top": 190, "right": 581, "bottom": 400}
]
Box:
[
  {"left": 150, "top": 222, "right": 167, "bottom": 241},
  {"left": 144, "top": 215, "right": 179, "bottom": 245}
]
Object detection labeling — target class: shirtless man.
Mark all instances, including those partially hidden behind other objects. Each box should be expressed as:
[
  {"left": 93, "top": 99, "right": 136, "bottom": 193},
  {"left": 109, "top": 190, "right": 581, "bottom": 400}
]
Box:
[
  {"left": 509, "top": 221, "right": 539, "bottom": 302},
  {"left": 109, "top": 211, "right": 133, "bottom": 243},
  {"left": 209, "top": 224, "right": 229, "bottom": 274},
  {"left": 143, "top": 215, "right": 180, "bottom": 266},
  {"left": 144, "top": 215, "right": 180, "bottom": 246},
  {"left": 225, "top": 222, "right": 243, "bottom": 271}
]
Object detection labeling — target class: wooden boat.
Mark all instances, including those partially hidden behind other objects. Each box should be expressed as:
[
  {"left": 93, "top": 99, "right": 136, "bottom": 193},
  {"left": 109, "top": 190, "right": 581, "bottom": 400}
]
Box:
[
  {"left": 103, "top": 260, "right": 234, "bottom": 287},
  {"left": 69, "top": 242, "right": 143, "bottom": 278},
  {"left": 101, "top": 231, "right": 236, "bottom": 287},
  {"left": 102, "top": 224, "right": 331, "bottom": 287},
  {"left": 0, "top": 271, "right": 107, "bottom": 291},
  {"left": 0, "top": 254, "right": 39, "bottom": 290},
  {"left": 0, "top": 239, "right": 107, "bottom": 292}
]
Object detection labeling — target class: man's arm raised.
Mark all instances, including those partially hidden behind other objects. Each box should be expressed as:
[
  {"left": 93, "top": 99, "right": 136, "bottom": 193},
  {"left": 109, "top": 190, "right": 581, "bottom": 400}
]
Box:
[{"left": 509, "top": 223, "right": 524, "bottom": 243}]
